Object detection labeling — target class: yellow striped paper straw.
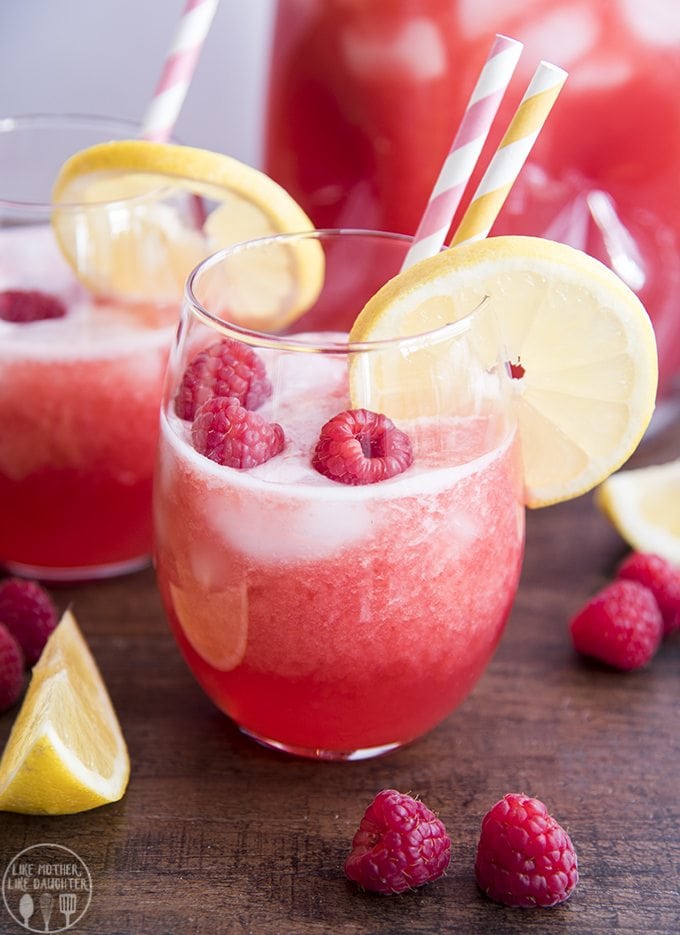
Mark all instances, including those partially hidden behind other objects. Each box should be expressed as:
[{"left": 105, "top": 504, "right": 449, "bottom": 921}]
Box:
[{"left": 451, "top": 61, "right": 568, "bottom": 246}]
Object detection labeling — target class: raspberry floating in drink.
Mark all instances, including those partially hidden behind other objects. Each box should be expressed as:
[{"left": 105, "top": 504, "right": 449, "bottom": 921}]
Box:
[
  {"left": 0, "top": 289, "right": 66, "bottom": 323},
  {"left": 175, "top": 338, "right": 272, "bottom": 420},
  {"left": 192, "top": 396, "right": 285, "bottom": 469},
  {"left": 312, "top": 408, "right": 414, "bottom": 485}
]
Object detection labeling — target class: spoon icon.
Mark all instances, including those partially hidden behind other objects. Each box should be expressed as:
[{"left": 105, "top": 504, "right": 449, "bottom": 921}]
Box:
[{"left": 19, "top": 893, "right": 34, "bottom": 927}]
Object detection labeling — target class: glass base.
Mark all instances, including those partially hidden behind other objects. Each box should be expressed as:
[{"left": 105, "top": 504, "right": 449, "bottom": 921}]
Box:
[
  {"left": 1, "top": 553, "right": 150, "bottom": 584},
  {"left": 239, "top": 726, "right": 403, "bottom": 761}
]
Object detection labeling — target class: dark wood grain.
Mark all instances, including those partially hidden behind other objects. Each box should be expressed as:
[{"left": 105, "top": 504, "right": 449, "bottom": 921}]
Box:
[{"left": 1, "top": 418, "right": 679, "bottom": 935}]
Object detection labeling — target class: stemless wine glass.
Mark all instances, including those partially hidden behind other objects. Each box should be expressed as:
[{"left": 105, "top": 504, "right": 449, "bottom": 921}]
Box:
[
  {"left": 0, "top": 115, "right": 191, "bottom": 581},
  {"left": 153, "top": 229, "right": 525, "bottom": 760}
]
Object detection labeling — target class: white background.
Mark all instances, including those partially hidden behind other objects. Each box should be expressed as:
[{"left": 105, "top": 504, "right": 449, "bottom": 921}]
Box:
[{"left": 0, "top": 0, "right": 274, "bottom": 167}]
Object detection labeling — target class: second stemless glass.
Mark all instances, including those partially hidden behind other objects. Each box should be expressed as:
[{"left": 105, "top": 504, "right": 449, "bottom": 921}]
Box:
[
  {"left": 0, "top": 115, "right": 196, "bottom": 581},
  {"left": 153, "top": 230, "right": 526, "bottom": 760}
]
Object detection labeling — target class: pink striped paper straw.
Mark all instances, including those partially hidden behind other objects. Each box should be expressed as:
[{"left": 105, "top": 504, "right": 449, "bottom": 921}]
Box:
[
  {"left": 451, "top": 61, "right": 568, "bottom": 246},
  {"left": 401, "top": 34, "right": 523, "bottom": 271},
  {"left": 141, "top": 0, "right": 220, "bottom": 142}
]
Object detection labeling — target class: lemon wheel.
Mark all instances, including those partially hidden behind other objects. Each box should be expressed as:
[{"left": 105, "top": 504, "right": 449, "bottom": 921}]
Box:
[
  {"left": 349, "top": 236, "right": 658, "bottom": 508},
  {"left": 51, "top": 140, "right": 324, "bottom": 329}
]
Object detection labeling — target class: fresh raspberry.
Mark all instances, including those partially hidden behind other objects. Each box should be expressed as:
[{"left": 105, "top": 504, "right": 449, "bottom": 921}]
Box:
[
  {"left": 0, "top": 578, "right": 59, "bottom": 667},
  {"left": 616, "top": 552, "right": 680, "bottom": 636},
  {"left": 475, "top": 793, "right": 578, "bottom": 908},
  {"left": 0, "top": 289, "right": 67, "bottom": 323},
  {"left": 175, "top": 338, "right": 272, "bottom": 420},
  {"left": 569, "top": 579, "right": 663, "bottom": 671},
  {"left": 192, "top": 396, "right": 284, "bottom": 469},
  {"left": 344, "top": 789, "right": 451, "bottom": 895},
  {"left": 312, "top": 409, "right": 414, "bottom": 486},
  {"left": 0, "top": 623, "right": 24, "bottom": 712}
]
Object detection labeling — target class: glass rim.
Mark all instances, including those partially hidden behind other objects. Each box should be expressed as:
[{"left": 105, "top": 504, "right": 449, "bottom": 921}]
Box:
[
  {"left": 0, "top": 113, "right": 170, "bottom": 213},
  {"left": 184, "top": 228, "right": 489, "bottom": 354}
]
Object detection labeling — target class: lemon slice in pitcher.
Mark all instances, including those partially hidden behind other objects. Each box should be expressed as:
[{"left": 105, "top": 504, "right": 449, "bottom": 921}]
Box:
[
  {"left": 0, "top": 610, "right": 129, "bottom": 814},
  {"left": 51, "top": 140, "right": 324, "bottom": 329},
  {"left": 349, "top": 236, "right": 658, "bottom": 508}
]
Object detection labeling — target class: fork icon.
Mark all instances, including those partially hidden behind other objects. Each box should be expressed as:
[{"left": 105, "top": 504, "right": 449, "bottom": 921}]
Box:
[{"left": 58, "top": 893, "right": 77, "bottom": 927}]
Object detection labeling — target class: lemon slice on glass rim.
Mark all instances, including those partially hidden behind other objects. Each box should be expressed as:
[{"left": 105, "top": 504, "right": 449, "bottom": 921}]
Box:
[
  {"left": 596, "top": 458, "right": 680, "bottom": 563},
  {"left": 349, "top": 235, "right": 658, "bottom": 508},
  {"left": 51, "top": 140, "right": 324, "bottom": 329},
  {"left": 0, "top": 609, "right": 129, "bottom": 815}
]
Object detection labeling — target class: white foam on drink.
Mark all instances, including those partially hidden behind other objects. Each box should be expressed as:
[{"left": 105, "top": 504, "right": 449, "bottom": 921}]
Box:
[
  {"left": 159, "top": 338, "right": 517, "bottom": 564},
  {"left": 0, "top": 224, "right": 80, "bottom": 295},
  {"left": 0, "top": 225, "right": 177, "bottom": 357}
]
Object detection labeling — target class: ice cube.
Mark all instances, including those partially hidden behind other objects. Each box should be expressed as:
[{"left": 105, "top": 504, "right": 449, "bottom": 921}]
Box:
[
  {"left": 457, "top": 0, "right": 548, "bottom": 41},
  {"left": 512, "top": 5, "right": 599, "bottom": 71},
  {"left": 341, "top": 17, "right": 446, "bottom": 81},
  {"left": 619, "top": 0, "right": 680, "bottom": 45}
]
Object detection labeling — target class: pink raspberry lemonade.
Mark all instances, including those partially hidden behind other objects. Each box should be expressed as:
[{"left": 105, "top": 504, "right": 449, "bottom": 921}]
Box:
[
  {"left": 0, "top": 116, "right": 178, "bottom": 580},
  {"left": 153, "top": 231, "right": 525, "bottom": 759},
  {"left": 0, "top": 229, "right": 175, "bottom": 577},
  {"left": 265, "top": 0, "right": 680, "bottom": 398}
]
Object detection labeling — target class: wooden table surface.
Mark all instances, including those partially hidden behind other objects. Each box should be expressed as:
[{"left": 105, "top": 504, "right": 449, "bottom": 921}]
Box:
[{"left": 1, "top": 416, "right": 678, "bottom": 935}]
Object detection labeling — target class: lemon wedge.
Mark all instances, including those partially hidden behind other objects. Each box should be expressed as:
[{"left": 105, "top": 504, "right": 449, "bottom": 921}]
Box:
[
  {"left": 0, "top": 609, "right": 130, "bottom": 814},
  {"left": 51, "top": 140, "right": 324, "bottom": 328},
  {"left": 596, "top": 458, "right": 680, "bottom": 564},
  {"left": 349, "top": 236, "right": 658, "bottom": 508}
]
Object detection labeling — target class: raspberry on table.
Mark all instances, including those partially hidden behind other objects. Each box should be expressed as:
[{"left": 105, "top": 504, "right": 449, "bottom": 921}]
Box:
[
  {"left": 0, "top": 578, "right": 59, "bottom": 667},
  {"left": 569, "top": 579, "right": 663, "bottom": 671},
  {"left": 312, "top": 409, "right": 414, "bottom": 486},
  {"left": 192, "top": 396, "right": 284, "bottom": 469},
  {"left": 0, "top": 623, "right": 24, "bottom": 713},
  {"left": 475, "top": 793, "right": 578, "bottom": 908},
  {"left": 616, "top": 552, "right": 680, "bottom": 636},
  {"left": 344, "top": 789, "right": 451, "bottom": 895},
  {"left": 0, "top": 289, "right": 67, "bottom": 323},
  {"left": 174, "top": 338, "right": 272, "bottom": 420}
]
